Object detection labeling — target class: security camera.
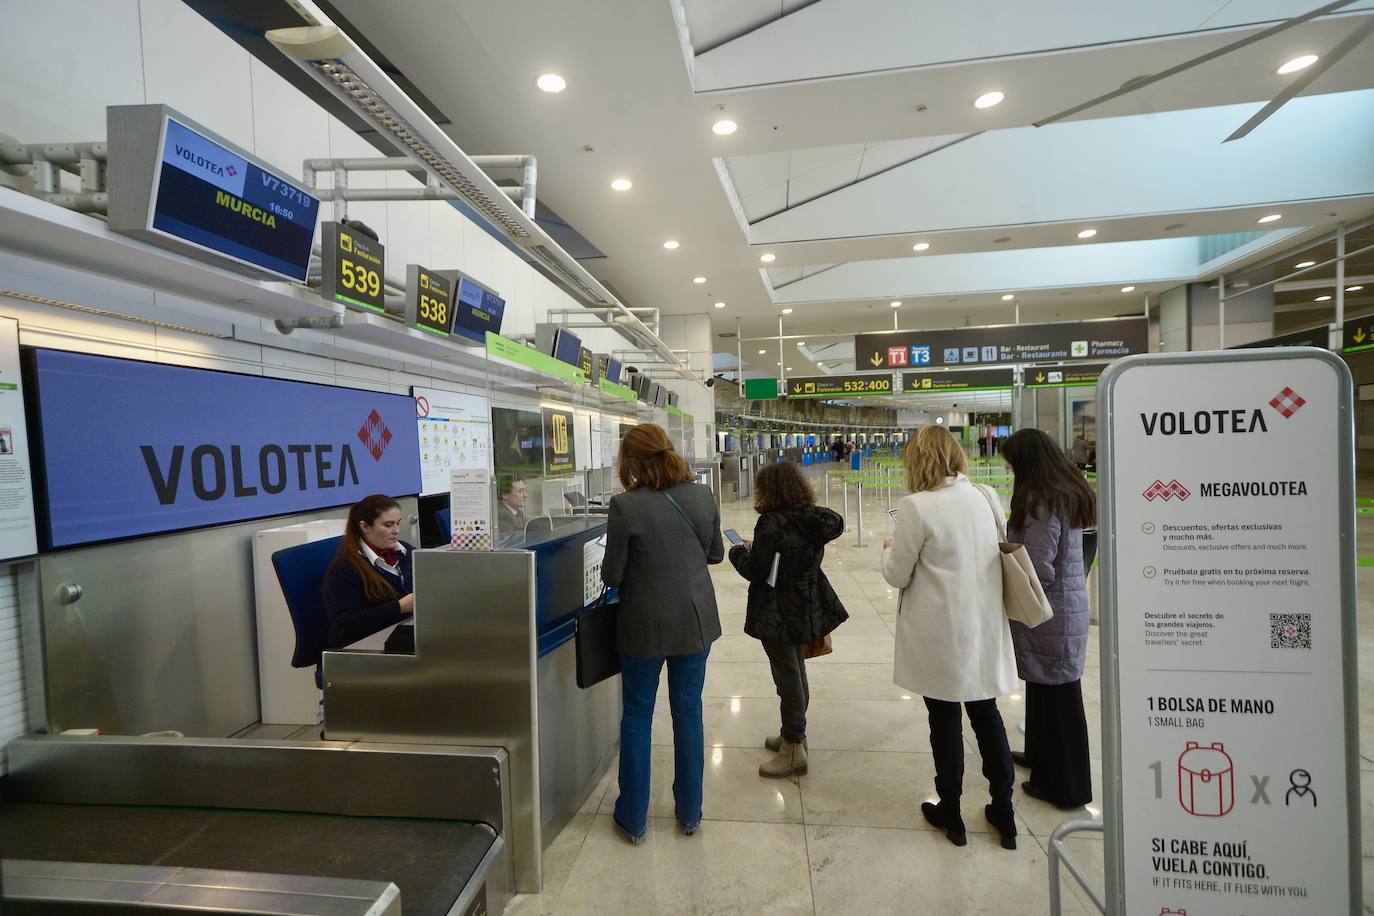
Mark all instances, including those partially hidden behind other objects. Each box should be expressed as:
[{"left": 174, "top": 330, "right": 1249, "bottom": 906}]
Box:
[{"left": 706, "top": 377, "right": 716, "bottom": 388}]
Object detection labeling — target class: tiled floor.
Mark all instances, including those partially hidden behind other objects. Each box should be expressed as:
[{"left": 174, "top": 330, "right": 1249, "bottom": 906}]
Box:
[{"left": 511, "top": 472, "right": 1120, "bottom": 915}]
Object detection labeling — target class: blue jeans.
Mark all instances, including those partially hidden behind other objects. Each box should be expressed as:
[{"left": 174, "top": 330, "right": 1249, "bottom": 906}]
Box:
[{"left": 613, "top": 647, "right": 710, "bottom": 838}]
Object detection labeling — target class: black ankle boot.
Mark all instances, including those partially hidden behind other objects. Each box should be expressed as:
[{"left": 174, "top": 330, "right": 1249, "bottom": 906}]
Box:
[
  {"left": 984, "top": 804, "right": 1017, "bottom": 850},
  {"left": 921, "top": 801, "right": 967, "bottom": 847}
]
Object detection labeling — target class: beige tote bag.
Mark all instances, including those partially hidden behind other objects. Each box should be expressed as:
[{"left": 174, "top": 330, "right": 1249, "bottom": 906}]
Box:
[{"left": 977, "top": 485, "right": 1054, "bottom": 629}]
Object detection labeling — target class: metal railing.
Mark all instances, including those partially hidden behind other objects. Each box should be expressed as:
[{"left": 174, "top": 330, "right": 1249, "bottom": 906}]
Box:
[{"left": 1047, "top": 819, "right": 1106, "bottom": 914}]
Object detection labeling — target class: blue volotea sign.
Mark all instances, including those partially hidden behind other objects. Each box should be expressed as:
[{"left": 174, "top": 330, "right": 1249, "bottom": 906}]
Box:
[{"left": 32, "top": 350, "right": 421, "bottom": 548}]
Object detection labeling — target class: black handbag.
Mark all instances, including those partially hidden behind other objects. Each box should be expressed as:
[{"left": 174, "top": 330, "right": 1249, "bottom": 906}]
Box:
[{"left": 575, "top": 587, "right": 621, "bottom": 688}]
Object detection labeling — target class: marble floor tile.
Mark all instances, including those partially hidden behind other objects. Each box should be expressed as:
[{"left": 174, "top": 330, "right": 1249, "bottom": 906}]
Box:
[
  {"left": 804, "top": 697, "right": 929, "bottom": 752},
  {"left": 555, "top": 816, "right": 814, "bottom": 916},
  {"left": 651, "top": 696, "right": 782, "bottom": 750},
  {"left": 807, "top": 823, "right": 1087, "bottom": 916},
  {"left": 506, "top": 812, "right": 596, "bottom": 915},
  {"left": 806, "top": 633, "right": 895, "bottom": 665},
  {"left": 658, "top": 661, "right": 778, "bottom": 699},
  {"left": 599, "top": 745, "right": 803, "bottom": 825},
  {"left": 803, "top": 662, "right": 908, "bottom": 701}
]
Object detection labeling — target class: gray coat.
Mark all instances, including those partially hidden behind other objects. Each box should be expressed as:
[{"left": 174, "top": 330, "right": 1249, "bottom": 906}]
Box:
[
  {"left": 1007, "top": 509, "right": 1089, "bottom": 685},
  {"left": 602, "top": 482, "right": 725, "bottom": 658}
]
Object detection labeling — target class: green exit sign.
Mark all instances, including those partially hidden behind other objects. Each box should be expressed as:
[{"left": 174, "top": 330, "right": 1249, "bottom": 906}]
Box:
[{"left": 744, "top": 377, "right": 779, "bottom": 400}]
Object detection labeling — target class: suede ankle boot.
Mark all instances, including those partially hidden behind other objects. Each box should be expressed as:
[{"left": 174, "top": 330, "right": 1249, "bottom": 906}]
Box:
[
  {"left": 921, "top": 801, "right": 967, "bottom": 847},
  {"left": 759, "top": 739, "right": 808, "bottom": 778},
  {"left": 765, "top": 734, "right": 808, "bottom": 752}
]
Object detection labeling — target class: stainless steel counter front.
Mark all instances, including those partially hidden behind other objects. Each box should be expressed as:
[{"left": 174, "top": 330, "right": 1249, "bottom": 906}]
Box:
[{"left": 322, "top": 518, "right": 620, "bottom": 894}]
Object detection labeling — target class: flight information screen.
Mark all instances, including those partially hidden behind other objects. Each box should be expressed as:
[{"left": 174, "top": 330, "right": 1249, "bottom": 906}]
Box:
[
  {"left": 452, "top": 277, "right": 506, "bottom": 343},
  {"left": 149, "top": 117, "right": 319, "bottom": 281}
]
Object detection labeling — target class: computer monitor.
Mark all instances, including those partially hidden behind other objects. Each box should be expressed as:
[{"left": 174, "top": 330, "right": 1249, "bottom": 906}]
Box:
[
  {"left": 551, "top": 328, "right": 582, "bottom": 367},
  {"left": 604, "top": 357, "right": 623, "bottom": 384}
]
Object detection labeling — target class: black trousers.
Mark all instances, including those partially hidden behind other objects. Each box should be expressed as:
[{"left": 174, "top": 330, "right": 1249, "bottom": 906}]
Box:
[
  {"left": 924, "top": 697, "right": 1014, "bottom": 813},
  {"left": 1024, "top": 680, "right": 1093, "bottom": 807},
  {"left": 762, "top": 640, "right": 810, "bottom": 744}
]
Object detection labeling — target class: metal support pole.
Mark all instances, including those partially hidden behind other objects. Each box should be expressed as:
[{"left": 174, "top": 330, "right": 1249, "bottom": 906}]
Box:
[
  {"left": 332, "top": 165, "right": 348, "bottom": 221},
  {"left": 1336, "top": 223, "right": 1347, "bottom": 330},
  {"left": 1218, "top": 273, "right": 1226, "bottom": 350},
  {"left": 778, "top": 314, "right": 786, "bottom": 390},
  {"left": 823, "top": 471, "right": 830, "bottom": 507},
  {"left": 737, "top": 317, "right": 744, "bottom": 397},
  {"left": 842, "top": 480, "right": 849, "bottom": 529}
]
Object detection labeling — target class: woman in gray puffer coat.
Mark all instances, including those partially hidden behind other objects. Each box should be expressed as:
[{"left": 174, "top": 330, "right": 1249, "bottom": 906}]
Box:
[{"left": 1000, "top": 429, "right": 1094, "bottom": 809}]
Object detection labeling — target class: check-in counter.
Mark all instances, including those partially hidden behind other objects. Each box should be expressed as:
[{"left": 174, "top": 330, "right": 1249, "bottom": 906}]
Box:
[{"left": 321, "top": 517, "right": 618, "bottom": 895}]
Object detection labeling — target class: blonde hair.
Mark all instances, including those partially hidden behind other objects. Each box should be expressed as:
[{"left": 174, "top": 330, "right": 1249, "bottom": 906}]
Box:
[{"left": 902, "top": 425, "right": 968, "bottom": 492}]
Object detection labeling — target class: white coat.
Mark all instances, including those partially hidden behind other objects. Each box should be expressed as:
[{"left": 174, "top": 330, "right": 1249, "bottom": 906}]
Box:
[{"left": 881, "top": 474, "right": 1017, "bottom": 702}]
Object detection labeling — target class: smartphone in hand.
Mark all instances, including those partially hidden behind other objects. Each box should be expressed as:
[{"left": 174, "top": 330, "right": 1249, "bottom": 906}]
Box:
[{"left": 724, "top": 528, "right": 745, "bottom": 547}]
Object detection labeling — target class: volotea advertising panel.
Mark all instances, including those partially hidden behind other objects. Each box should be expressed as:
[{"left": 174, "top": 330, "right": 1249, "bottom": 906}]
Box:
[{"left": 1098, "top": 348, "right": 1359, "bottom": 915}]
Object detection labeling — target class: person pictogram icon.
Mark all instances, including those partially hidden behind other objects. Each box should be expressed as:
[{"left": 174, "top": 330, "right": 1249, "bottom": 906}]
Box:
[{"left": 1286, "top": 769, "right": 1316, "bottom": 807}]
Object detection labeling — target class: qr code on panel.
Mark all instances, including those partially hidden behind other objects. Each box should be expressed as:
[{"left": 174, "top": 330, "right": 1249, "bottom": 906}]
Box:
[{"left": 1270, "top": 613, "right": 1312, "bottom": 649}]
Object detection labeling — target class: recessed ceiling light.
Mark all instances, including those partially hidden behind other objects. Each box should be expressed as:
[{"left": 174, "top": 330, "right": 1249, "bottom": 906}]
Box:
[
  {"left": 1077, "top": 228, "right": 1098, "bottom": 239},
  {"left": 786, "top": 367, "right": 793, "bottom": 372},
  {"left": 610, "top": 177, "right": 632, "bottom": 191},
  {"left": 536, "top": 73, "right": 567, "bottom": 93},
  {"left": 757, "top": 349, "right": 767, "bottom": 355},
  {"left": 1295, "top": 260, "right": 1316, "bottom": 269},
  {"left": 1277, "top": 54, "right": 1319, "bottom": 75},
  {"left": 797, "top": 341, "right": 806, "bottom": 346},
  {"left": 781, "top": 308, "right": 794, "bottom": 315},
  {"left": 1001, "top": 294, "right": 1015, "bottom": 301},
  {"left": 714, "top": 301, "right": 726, "bottom": 309},
  {"left": 662, "top": 239, "right": 679, "bottom": 249},
  {"left": 1348, "top": 286, "right": 1364, "bottom": 292},
  {"left": 760, "top": 253, "right": 776, "bottom": 263},
  {"left": 1121, "top": 286, "right": 1136, "bottom": 293},
  {"left": 890, "top": 300, "right": 902, "bottom": 308},
  {"left": 1258, "top": 213, "right": 1282, "bottom": 224},
  {"left": 1316, "top": 295, "right": 1332, "bottom": 301},
  {"left": 974, "top": 90, "right": 1005, "bottom": 109},
  {"left": 912, "top": 242, "right": 930, "bottom": 252},
  {"left": 712, "top": 119, "right": 738, "bottom": 136},
  {"left": 693, "top": 276, "right": 707, "bottom": 284}
]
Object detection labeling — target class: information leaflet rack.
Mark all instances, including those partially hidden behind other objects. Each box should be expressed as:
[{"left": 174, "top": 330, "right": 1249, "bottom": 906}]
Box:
[{"left": 1083, "top": 348, "right": 1360, "bottom": 915}]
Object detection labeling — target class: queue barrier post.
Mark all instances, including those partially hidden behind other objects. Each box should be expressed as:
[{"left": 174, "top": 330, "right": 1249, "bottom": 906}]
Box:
[
  {"left": 855, "top": 481, "right": 864, "bottom": 548},
  {"left": 1047, "top": 820, "right": 1106, "bottom": 915}
]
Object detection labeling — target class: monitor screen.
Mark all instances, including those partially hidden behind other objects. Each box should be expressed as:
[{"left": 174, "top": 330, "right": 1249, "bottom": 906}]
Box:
[
  {"left": 604, "top": 358, "right": 623, "bottom": 384},
  {"left": 654, "top": 385, "right": 667, "bottom": 408},
  {"left": 451, "top": 276, "right": 505, "bottom": 343},
  {"left": 133, "top": 111, "right": 320, "bottom": 281},
  {"left": 552, "top": 329, "right": 583, "bottom": 367}
]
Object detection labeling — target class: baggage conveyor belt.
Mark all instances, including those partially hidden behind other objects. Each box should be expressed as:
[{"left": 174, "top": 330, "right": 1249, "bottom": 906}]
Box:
[{"left": 1, "top": 801, "right": 496, "bottom": 916}]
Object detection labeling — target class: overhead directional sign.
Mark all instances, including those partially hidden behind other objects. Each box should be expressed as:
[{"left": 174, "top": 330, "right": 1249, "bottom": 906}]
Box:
[
  {"left": 786, "top": 374, "right": 893, "bottom": 398},
  {"left": 1341, "top": 316, "right": 1374, "bottom": 354},
  {"left": 902, "top": 369, "right": 1013, "bottom": 393},
  {"left": 1236, "top": 326, "right": 1330, "bottom": 350},
  {"left": 856, "top": 317, "right": 1147, "bottom": 370},
  {"left": 744, "top": 377, "right": 779, "bottom": 400},
  {"left": 1024, "top": 363, "right": 1109, "bottom": 388}
]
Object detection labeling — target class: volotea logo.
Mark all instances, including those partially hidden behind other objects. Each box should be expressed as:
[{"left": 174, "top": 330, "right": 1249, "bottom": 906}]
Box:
[
  {"left": 1268, "top": 387, "right": 1306, "bottom": 419},
  {"left": 1143, "top": 480, "right": 1191, "bottom": 502},
  {"left": 357, "top": 409, "right": 394, "bottom": 461}
]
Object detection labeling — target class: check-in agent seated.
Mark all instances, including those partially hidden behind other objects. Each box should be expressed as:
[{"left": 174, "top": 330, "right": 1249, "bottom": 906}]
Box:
[{"left": 321, "top": 494, "right": 415, "bottom": 654}]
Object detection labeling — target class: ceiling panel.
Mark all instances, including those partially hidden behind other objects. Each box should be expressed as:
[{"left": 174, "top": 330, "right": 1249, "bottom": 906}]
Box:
[{"left": 691, "top": 0, "right": 1374, "bottom": 91}]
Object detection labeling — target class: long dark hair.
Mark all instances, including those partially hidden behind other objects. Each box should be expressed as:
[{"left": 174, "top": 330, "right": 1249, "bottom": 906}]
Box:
[
  {"left": 754, "top": 461, "right": 814, "bottom": 514},
  {"left": 1000, "top": 429, "right": 1095, "bottom": 530},
  {"left": 339, "top": 494, "right": 402, "bottom": 602}
]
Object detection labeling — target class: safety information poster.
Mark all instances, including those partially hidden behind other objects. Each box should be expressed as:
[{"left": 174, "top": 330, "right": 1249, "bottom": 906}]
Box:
[
  {"left": 0, "top": 317, "right": 36, "bottom": 560},
  {"left": 1104, "top": 353, "right": 1354, "bottom": 914},
  {"left": 448, "top": 468, "right": 492, "bottom": 551},
  {"left": 414, "top": 387, "right": 491, "bottom": 495}
]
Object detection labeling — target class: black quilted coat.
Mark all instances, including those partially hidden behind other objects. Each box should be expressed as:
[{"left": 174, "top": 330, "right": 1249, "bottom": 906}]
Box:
[{"left": 728, "top": 505, "right": 848, "bottom": 645}]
